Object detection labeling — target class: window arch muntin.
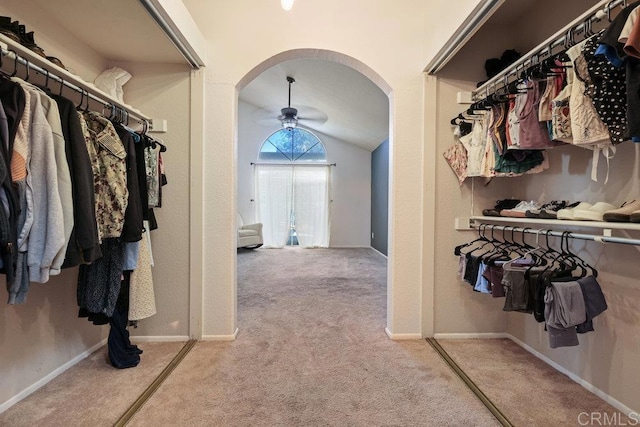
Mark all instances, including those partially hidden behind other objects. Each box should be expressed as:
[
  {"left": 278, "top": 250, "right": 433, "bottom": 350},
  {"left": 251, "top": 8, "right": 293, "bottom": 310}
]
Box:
[{"left": 258, "top": 128, "right": 327, "bottom": 162}]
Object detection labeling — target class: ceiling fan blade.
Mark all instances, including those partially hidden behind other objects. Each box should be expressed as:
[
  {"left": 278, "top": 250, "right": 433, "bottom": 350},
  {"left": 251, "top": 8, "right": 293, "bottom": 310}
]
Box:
[
  {"left": 251, "top": 106, "right": 280, "bottom": 124},
  {"left": 295, "top": 105, "right": 328, "bottom": 124}
]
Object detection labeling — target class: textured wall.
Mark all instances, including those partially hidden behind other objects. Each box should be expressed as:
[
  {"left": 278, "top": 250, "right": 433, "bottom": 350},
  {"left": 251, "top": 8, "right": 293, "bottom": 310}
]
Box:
[
  {"left": 0, "top": 1, "right": 108, "bottom": 82},
  {"left": 503, "top": 143, "right": 640, "bottom": 413},
  {"left": 109, "top": 61, "right": 193, "bottom": 338},
  {"left": 431, "top": 77, "right": 511, "bottom": 335},
  {"left": 371, "top": 140, "right": 389, "bottom": 255}
]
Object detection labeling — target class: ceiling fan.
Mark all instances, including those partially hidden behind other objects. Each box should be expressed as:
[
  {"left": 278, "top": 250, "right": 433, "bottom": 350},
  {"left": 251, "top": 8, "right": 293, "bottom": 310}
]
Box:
[
  {"left": 279, "top": 76, "right": 299, "bottom": 129},
  {"left": 249, "top": 75, "right": 327, "bottom": 131},
  {"left": 247, "top": 75, "right": 329, "bottom": 129}
]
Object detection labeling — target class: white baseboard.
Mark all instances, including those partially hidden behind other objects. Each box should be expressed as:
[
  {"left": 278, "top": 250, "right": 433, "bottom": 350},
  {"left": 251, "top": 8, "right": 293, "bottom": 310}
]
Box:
[
  {"left": 0, "top": 338, "right": 107, "bottom": 414},
  {"left": 385, "top": 327, "right": 422, "bottom": 340},
  {"left": 202, "top": 328, "right": 239, "bottom": 341},
  {"left": 507, "top": 334, "right": 638, "bottom": 415},
  {"left": 434, "top": 333, "right": 509, "bottom": 340},
  {"left": 129, "top": 335, "right": 190, "bottom": 343},
  {"left": 370, "top": 247, "right": 388, "bottom": 259},
  {"left": 435, "top": 332, "right": 637, "bottom": 415}
]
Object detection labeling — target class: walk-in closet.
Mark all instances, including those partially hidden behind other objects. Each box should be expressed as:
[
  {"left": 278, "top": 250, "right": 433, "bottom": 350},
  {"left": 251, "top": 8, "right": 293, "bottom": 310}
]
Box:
[
  {"left": 434, "top": 0, "right": 640, "bottom": 418},
  {"left": 1, "top": 0, "right": 638, "bottom": 425},
  {"left": 0, "top": 0, "right": 195, "bottom": 421}
]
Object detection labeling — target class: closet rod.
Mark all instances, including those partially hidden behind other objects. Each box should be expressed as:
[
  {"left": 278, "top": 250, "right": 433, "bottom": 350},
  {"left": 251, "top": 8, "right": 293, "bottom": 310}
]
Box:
[
  {"left": 473, "top": 223, "right": 640, "bottom": 247},
  {"left": 472, "top": 0, "right": 627, "bottom": 100},
  {"left": 0, "top": 40, "right": 151, "bottom": 126},
  {"left": 250, "top": 162, "right": 337, "bottom": 167}
]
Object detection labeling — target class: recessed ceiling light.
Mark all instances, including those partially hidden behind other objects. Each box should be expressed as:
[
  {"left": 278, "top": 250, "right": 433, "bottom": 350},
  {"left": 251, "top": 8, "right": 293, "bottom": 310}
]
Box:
[{"left": 281, "top": 0, "right": 294, "bottom": 11}]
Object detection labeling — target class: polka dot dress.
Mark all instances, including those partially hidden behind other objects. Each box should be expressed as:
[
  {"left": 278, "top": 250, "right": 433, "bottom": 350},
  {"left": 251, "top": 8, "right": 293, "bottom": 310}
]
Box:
[{"left": 583, "top": 36, "right": 629, "bottom": 145}]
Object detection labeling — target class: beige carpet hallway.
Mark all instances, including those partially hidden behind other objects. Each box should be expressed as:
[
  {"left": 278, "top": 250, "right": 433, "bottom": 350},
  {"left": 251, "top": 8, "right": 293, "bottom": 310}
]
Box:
[
  {"left": 438, "top": 339, "right": 630, "bottom": 426},
  {"left": 128, "top": 248, "right": 499, "bottom": 426},
  {"left": 0, "top": 341, "right": 186, "bottom": 426}
]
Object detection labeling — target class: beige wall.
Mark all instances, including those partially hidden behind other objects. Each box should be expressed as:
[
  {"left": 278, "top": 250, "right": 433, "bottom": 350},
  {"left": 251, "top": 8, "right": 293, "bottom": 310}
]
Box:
[
  {"left": 0, "top": 1, "right": 107, "bottom": 81},
  {"left": 431, "top": 76, "right": 512, "bottom": 334},
  {"left": 183, "top": 0, "right": 438, "bottom": 338},
  {"left": 109, "top": 61, "right": 193, "bottom": 338},
  {"left": 0, "top": 272, "right": 107, "bottom": 408},
  {"left": 503, "top": 144, "right": 640, "bottom": 412}
]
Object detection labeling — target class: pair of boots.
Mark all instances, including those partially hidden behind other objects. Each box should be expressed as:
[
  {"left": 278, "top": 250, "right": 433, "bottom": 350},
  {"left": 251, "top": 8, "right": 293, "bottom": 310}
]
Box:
[{"left": 0, "top": 16, "right": 65, "bottom": 69}]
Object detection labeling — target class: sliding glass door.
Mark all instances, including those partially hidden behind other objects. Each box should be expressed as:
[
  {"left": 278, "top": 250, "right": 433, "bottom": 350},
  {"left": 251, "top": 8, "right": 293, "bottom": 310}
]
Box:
[{"left": 255, "top": 164, "right": 330, "bottom": 248}]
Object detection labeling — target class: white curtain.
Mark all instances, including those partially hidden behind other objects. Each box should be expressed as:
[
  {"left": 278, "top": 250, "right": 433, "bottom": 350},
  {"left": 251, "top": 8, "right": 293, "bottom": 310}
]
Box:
[
  {"left": 293, "top": 166, "right": 331, "bottom": 248},
  {"left": 255, "top": 164, "right": 331, "bottom": 249},
  {"left": 255, "top": 165, "right": 293, "bottom": 248}
]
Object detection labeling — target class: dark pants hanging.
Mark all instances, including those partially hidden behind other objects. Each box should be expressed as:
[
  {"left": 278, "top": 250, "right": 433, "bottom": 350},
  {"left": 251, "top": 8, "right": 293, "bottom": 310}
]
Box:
[{"left": 108, "top": 271, "right": 142, "bottom": 369}]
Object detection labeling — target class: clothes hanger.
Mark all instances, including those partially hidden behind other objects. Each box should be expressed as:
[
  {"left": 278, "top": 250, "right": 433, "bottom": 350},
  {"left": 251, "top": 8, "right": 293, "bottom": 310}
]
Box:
[
  {"left": 474, "top": 225, "right": 514, "bottom": 259},
  {"left": 454, "top": 224, "right": 488, "bottom": 255},
  {"left": 560, "top": 231, "right": 598, "bottom": 277},
  {"left": 23, "top": 59, "right": 29, "bottom": 81},
  {"left": 76, "top": 89, "right": 85, "bottom": 110},
  {"left": 9, "top": 49, "right": 19, "bottom": 77},
  {"left": 484, "top": 225, "right": 516, "bottom": 264},
  {"left": 148, "top": 135, "right": 167, "bottom": 152},
  {"left": 0, "top": 49, "right": 8, "bottom": 78},
  {"left": 548, "top": 231, "right": 580, "bottom": 274},
  {"left": 83, "top": 89, "right": 91, "bottom": 112}
]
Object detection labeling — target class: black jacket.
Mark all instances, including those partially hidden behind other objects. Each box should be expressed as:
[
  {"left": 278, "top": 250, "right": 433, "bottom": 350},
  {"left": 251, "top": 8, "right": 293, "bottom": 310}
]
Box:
[
  {"left": 115, "top": 125, "right": 144, "bottom": 242},
  {"left": 52, "top": 94, "right": 102, "bottom": 267}
]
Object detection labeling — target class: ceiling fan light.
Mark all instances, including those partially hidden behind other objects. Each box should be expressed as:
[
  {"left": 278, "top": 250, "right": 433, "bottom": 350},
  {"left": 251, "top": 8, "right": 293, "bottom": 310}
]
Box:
[
  {"left": 282, "top": 116, "right": 298, "bottom": 129},
  {"left": 281, "top": 0, "right": 294, "bottom": 11}
]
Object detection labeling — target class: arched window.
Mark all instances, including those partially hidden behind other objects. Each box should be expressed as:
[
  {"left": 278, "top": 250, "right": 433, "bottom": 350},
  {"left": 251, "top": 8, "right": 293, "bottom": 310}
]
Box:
[
  {"left": 258, "top": 128, "right": 326, "bottom": 162},
  {"left": 255, "top": 128, "right": 330, "bottom": 248}
]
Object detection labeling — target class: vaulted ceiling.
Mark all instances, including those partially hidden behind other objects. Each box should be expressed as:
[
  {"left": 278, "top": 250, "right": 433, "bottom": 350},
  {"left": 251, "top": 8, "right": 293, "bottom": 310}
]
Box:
[
  {"left": 239, "top": 58, "right": 389, "bottom": 152},
  {"left": 8, "top": 0, "right": 390, "bottom": 151}
]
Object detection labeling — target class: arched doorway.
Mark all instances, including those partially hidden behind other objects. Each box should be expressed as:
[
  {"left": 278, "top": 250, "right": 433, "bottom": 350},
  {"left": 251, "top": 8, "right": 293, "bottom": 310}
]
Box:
[
  {"left": 196, "top": 48, "right": 424, "bottom": 341},
  {"left": 236, "top": 49, "right": 392, "bottom": 327}
]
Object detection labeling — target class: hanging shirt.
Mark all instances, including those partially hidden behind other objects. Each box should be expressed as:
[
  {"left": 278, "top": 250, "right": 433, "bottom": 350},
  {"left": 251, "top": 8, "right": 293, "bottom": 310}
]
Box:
[
  {"left": 567, "top": 40, "right": 611, "bottom": 147},
  {"left": 82, "top": 111, "right": 129, "bottom": 240},
  {"left": 624, "top": 10, "right": 640, "bottom": 58},
  {"left": 551, "top": 64, "right": 573, "bottom": 142},
  {"left": 618, "top": 7, "right": 639, "bottom": 44},
  {"left": 460, "top": 118, "right": 485, "bottom": 177},
  {"left": 17, "top": 81, "right": 74, "bottom": 277},
  {"left": 518, "top": 79, "right": 555, "bottom": 149},
  {"left": 480, "top": 109, "right": 496, "bottom": 177},
  {"left": 53, "top": 94, "right": 101, "bottom": 267},
  {"left": 145, "top": 145, "right": 160, "bottom": 207},
  {"left": 584, "top": 36, "right": 628, "bottom": 145},
  {"left": 17, "top": 88, "right": 66, "bottom": 284}
]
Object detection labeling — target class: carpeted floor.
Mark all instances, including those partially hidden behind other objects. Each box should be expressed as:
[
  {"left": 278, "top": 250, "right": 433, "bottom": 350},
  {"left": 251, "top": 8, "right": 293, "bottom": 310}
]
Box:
[
  {"left": 438, "top": 338, "right": 629, "bottom": 426},
  {"left": 3, "top": 248, "right": 627, "bottom": 426},
  {"left": 0, "top": 341, "right": 186, "bottom": 426},
  {"left": 128, "top": 247, "right": 499, "bottom": 426}
]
